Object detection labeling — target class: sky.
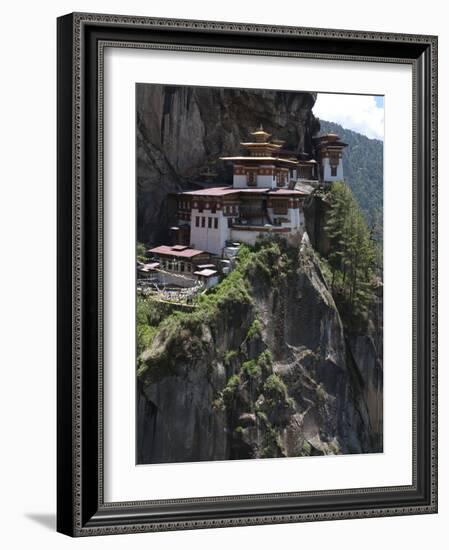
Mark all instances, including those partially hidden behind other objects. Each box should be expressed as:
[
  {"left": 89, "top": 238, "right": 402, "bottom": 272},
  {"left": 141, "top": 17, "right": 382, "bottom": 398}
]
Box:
[{"left": 313, "top": 93, "right": 384, "bottom": 141}]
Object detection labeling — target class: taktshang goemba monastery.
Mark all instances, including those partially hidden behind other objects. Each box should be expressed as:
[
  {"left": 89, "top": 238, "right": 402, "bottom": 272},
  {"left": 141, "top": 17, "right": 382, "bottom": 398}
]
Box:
[{"left": 144, "top": 127, "right": 347, "bottom": 290}]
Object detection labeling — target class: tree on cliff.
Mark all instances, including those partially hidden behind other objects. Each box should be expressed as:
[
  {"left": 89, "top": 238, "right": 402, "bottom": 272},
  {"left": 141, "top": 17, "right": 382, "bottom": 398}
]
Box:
[
  {"left": 318, "top": 120, "right": 383, "bottom": 232},
  {"left": 324, "top": 181, "right": 377, "bottom": 323}
]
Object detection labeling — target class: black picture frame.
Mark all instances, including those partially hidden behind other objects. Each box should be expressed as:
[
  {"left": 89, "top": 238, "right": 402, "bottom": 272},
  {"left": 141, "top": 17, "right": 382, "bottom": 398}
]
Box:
[{"left": 57, "top": 12, "right": 438, "bottom": 537}]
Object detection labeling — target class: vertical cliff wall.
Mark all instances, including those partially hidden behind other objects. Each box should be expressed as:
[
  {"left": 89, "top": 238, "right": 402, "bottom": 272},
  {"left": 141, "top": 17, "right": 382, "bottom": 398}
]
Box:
[{"left": 135, "top": 85, "right": 382, "bottom": 464}]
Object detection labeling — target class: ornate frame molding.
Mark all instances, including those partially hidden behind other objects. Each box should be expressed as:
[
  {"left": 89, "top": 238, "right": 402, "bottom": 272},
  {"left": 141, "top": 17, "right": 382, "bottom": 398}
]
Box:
[{"left": 57, "top": 12, "right": 437, "bottom": 537}]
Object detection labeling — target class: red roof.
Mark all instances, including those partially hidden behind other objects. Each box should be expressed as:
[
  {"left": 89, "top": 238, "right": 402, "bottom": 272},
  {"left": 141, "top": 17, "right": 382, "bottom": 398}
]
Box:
[
  {"left": 179, "top": 186, "right": 308, "bottom": 199},
  {"left": 149, "top": 245, "right": 206, "bottom": 259},
  {"left": 268, "top": 189, "right": 307, "bottom": 196},
  {"left": 238, "top": 188, "right": 270, "bottom": 194},
  {"left": 220, "top": 156, "right": 298, "bottom": 166},
  {"left": 194, "top": 268, "right": 218, "bottom": 277},
  {"left": 182, "top": 187, "right": 239, "bottom": 197},
  {"left": 139, "top": 262, "right": 160, "bottom": 271}
]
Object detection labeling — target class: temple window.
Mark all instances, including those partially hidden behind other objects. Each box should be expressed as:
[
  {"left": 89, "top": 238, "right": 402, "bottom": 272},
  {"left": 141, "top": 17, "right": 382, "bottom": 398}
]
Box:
[
  {"left": 208, "top": 217, "right": 212, "bottom": 229},
  {"left": 201, "top": 217, "right": 205, "bottom": 228},
  {"left": 214, "top": 218, "right": 218, "bottom": 229},
  {"left": 273, "top": 200, "right": 288, "bottom": 215},
  {"left": 195, "top": 216, "right": 199, "bottom": 227}
]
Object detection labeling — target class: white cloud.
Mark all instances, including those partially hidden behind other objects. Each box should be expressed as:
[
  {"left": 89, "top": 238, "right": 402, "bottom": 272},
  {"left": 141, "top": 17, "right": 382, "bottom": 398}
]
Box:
[{"left": 313, "top": 93, "right": 384, "bottom": 140}]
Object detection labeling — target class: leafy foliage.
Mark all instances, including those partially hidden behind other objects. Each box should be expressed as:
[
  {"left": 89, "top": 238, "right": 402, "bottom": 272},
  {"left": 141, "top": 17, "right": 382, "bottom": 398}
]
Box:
[
  {"left": 136, "top": 241, "right": 148, "bottom": 263},
  {"left": 323, "top": 181, "right": 377, "bottom": 325},
  {"left": 223, "top": 349, "right": 238, "bottom": 366},
  {"left": 263, "top": 374, "right": 288, "bottom": 399},
  {"left": 241, "top": 359, "right": 261, "bottom": 377},
  {"left": 222, "top": 374, "right": 241, "bottom": 407},
  {"left": 246, "top": 318, "right": 262, "bottom": 340},
  {"left": 136, "top": 297, "right": 160, "bottom": 355}
]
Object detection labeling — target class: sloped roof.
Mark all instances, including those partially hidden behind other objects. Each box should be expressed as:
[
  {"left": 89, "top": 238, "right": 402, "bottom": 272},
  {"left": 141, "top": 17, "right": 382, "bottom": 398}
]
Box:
[{"left": 149, "top": 245, "right": 206, "bottom": 258}]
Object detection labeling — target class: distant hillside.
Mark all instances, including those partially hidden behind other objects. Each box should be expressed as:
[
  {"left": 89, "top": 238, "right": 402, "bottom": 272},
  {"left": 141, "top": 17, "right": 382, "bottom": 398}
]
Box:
[{"left": 318, "top": 120, "right": 383, "bottom": 232}]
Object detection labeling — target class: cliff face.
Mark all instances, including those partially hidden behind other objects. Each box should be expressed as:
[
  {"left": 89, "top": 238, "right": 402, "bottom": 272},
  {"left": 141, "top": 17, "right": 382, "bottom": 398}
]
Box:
[
  {"left": 136, "top": 84, "right": 319, "bottom": 243},
  {"left": 137, "top": 237, "right": 383, "bottom": 464},
  {"left": 136, "top": 85, "right": 382, "bottom": 463}
]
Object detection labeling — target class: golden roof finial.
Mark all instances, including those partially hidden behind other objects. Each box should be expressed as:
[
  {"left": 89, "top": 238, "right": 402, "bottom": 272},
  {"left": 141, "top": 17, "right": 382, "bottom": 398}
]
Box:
[{"left": 250, "top": 124, "right": 271, "bottom": 143}]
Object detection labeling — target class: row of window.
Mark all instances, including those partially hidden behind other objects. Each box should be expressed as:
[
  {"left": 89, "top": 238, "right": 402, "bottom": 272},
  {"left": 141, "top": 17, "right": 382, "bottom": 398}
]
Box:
[
  {"left": 195, "top": 216, "right": 219, "bottom": 229},
  {"left": 197, "top": 205, "right": 216, "bottom": 214},
  {"left": 271, "top": 199, "right": 288, "bottom": 215},
  {"left": 245, "top": 172, "right": 288, "bottom": 186},
  {"left": 184, "top": 204, "right": 237, "bottom": 214},
  {"left": 160, "top": 260, "right": 192, "bottom": 273},
  {"left": 224, "top": 205, "right": 238, "bottom": 215}
]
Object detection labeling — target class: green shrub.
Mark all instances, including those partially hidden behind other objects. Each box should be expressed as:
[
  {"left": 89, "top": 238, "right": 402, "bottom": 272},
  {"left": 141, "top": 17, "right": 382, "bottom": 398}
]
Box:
[
  {"left": 136, "top": 297, "right": 161, "bottom": 354},
  {"left": 136, "top": 241, "right": 148, "bottom": 263},
  {"left": 241, "top": 359, "right": 261, "bottom": 377},
  {"left": 137, "top": 324, "right": 158, "bottom": 356},
  {"left": 223, "top": 349, "right": 238, "bottom": 366},
  {"left": 263, "top": 374, "right": 287, "bottom": 397},
  {"left": 222, "top": 374, "right": 241, "bottom": 407},
  {"left": 246, "top": 318, "right": 262, "bottom": 340},
  {"left": 256, "top": 350, "right": 273, "bottom": 372},
  {"left": 257, "top": 414, "right": 282, "bottom": 458}
]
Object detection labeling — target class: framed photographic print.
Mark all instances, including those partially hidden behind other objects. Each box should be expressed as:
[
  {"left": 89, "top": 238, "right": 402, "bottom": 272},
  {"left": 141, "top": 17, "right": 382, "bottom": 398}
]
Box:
[{"left": 57, "top": 12, "right": 438, "bottom": 536}]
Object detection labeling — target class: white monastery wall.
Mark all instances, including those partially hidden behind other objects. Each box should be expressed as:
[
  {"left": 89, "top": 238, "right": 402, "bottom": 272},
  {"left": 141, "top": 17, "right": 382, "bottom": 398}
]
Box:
[
  {"left": 189, "top": 209, "right": 229, "bottom": 255},
  {"left": 322, "top": 157, "right": 344, "bottom": 182},
  {"left": 256, "top": 174, "right": 276, "bottom": 188},
  {"left": 230, "top": 228, "right": 260, "bottom": 246},
  {"left": 232, "top": 175, "right": 249, "bottom": 188}
]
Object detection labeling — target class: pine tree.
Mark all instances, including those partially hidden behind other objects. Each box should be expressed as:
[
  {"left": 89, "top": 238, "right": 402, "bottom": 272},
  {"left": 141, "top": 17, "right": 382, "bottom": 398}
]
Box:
[{"left": 324, "top": 181, "right": 377, "bottom": 324}]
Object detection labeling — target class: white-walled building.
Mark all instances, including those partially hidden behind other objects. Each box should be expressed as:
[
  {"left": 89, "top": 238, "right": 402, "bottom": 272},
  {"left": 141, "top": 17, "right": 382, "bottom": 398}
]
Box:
[
  {"left": 175, "top": 186, "right": 307, "bottom": 255},
  {"left": 170, "top": 127, "right": 322, "bottom": 256},
  {"left": 314, "top": 132, "right": 347, "bottom": 183},
  {"left": 143, "top": 128, "right": 347, "bottom": 294},
  {"left": 166, "top": 127, "right": 347, "bottom": 257}
]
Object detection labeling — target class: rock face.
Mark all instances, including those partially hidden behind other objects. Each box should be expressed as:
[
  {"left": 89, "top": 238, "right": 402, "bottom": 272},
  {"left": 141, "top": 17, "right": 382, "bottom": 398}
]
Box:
[
  {"left": 135, "top": 84, "right": 382, "bottom": 464},
  {"left": 136, "top": 84, "right": 319, "bottom": 244},
  {"left": 137, "top": 238, "right": 383, "bottom": 464}
]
